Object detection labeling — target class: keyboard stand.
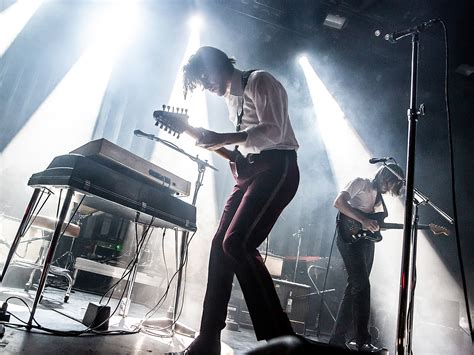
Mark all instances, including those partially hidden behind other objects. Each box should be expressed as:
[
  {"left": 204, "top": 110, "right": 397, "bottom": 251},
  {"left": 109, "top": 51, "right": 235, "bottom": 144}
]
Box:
[{"left": 1, "top": 187, "right": 75, "bottom": 329}]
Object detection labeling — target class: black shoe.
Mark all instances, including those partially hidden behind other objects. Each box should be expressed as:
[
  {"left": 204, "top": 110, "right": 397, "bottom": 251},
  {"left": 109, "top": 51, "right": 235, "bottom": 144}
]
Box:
[
  {"left": 358, "top": 343, "right": 382, "bottom": 353},
  {"left": 328, "top": 337, "right": 349, "bottom": 349},
  {"left": 184, "top": 334, "right": 221, "bottom": 355}
]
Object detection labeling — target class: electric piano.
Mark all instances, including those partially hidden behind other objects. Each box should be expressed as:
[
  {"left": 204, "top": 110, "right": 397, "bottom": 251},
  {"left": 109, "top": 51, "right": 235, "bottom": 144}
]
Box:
[
  {"left": 28, "top": 139, "right": 197, "bottom": 231},
  {"left": 1, "top": 139, "right": 196, "bottom": 327}
]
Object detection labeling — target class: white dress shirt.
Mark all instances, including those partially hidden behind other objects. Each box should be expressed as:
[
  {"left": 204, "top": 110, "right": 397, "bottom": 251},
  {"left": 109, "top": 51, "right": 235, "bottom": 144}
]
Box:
[{"left": 224, "top": 70, "right": 299, "bottom": 156}]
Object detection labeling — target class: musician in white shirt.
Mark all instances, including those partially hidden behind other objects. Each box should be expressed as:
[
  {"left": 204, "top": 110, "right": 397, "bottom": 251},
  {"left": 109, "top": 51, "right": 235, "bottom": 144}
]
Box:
[
  {"left": 182, "top": 46, "right": 299, "bottom": 354},
  {"left": 329, "top": 163, "right": 404, "bottom": 352}
]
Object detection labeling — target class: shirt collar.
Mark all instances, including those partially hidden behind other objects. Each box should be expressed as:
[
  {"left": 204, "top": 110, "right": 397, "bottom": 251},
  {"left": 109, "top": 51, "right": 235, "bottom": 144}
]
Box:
[{"left": 228, "top": 69, "right": 244, "bottom": 96}]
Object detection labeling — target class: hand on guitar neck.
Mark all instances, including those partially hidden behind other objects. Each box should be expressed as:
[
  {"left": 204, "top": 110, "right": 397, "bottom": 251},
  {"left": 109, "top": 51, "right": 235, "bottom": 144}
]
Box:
[
  {"left": 195, "top": 128, "right": 248, "bottom": 151},
  {"left": 153, "top": 107, "right": 245, "bottom": 162}
]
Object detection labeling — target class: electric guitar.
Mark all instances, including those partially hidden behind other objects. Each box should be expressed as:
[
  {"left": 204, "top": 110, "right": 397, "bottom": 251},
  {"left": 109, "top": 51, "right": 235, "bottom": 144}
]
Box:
[
  {"left": 338, "top": 211, "right": 450, "bottom": 244},
  {"left": 153, "top": 106, "right": 247, "bottom": 177}
]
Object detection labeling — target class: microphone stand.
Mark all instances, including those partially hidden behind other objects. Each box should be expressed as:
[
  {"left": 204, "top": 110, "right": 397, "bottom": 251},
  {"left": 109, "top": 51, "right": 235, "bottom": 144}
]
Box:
[
  {"left": 292, "top": 227, "right": 304, "bottom": 283},
  {"left": 390, "top": 27, "right": 454, "bottom": 355},
  {"left": 135, "top": 130, "right": 217, "bottom": 338}
]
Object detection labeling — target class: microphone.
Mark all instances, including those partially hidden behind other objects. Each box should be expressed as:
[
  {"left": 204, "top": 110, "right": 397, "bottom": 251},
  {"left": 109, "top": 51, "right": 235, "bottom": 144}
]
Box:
[
  {"left": 369, "top": 157, "right": 392, "bottom": 164},
  {"left": 384, "top": 18, "right": 440, "bottom": 43},
  {"left": 134, "top": 129, "right": 155, "bottom": 139}
]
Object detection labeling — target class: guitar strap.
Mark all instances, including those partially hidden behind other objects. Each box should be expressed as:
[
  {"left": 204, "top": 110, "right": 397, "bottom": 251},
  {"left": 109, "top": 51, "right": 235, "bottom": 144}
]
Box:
[
  {"left": 376, "top": 192, "right": 389, "bottom": 219},
  {"left": 235, "top": 69, "right": 257, "bottom": 133},
  {"left": 234, "top": 70, "right": 258, "bottom": 156}
]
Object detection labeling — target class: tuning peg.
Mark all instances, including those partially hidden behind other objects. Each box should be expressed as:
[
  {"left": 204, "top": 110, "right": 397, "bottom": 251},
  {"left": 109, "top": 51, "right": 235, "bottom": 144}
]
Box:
[
  {"left": 167, "top": 105, "right": 170, "bottom": 111},
  {"left": 162, "top": 104, "right": 166, "bottom": 111},
  {"left": 185, "top": 109, "right": 188, "bottom": 115},
  {"left": 177, "top": 134, "right": 180, "bottom": 139}
]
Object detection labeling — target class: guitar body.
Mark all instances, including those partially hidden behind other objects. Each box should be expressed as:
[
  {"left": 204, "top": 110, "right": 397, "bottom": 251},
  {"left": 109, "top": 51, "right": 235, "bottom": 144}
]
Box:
[{"left": 338, "top": 211, "right": 386, "bottom": 244}]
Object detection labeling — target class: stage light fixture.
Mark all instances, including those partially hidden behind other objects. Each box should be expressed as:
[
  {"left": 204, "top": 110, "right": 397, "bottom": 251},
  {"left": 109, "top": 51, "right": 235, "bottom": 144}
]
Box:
[
  {"left": 323, "top": 13, "right": 346, "bottom": 30},
  {"left": 455, "top": 64, "right": 474, "bottom": 77},
  {"left": 188, "top": 14, "right": 203, "bottom": 31},
  {"left": 297, "top": 54, "right": 308, "bottom": 65}
]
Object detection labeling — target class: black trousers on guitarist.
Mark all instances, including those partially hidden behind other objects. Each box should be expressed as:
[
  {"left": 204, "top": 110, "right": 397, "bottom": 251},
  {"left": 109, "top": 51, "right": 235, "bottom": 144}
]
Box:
[{"left": 332, "top": 231, "right": 375, "bottom": 346}]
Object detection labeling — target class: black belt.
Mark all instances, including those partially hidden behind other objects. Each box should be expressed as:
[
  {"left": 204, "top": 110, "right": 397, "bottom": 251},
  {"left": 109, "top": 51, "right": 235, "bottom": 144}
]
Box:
[{"left": 245, "top": 149, "right": 296, "bottom": 164}]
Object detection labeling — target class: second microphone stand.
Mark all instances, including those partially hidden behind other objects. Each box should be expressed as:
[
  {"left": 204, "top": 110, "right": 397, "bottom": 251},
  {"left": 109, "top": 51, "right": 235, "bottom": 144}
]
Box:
[{"left": 136, "top": 130, "right": 217, "bottom": 338}]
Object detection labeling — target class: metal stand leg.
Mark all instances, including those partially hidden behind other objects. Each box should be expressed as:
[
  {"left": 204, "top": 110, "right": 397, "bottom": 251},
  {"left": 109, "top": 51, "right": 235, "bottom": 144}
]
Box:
[
  {"left": 27, "top": 189, "right": 74, "bottom": 329},
  {"left": 0, "top": 188, "right": 41, "bottom": 282},
  {"left": 171, "top": 229, "right": 195, "bottom": 336},
  {"left": 119, "top": 225, "right": 148, "bottom": 318}
]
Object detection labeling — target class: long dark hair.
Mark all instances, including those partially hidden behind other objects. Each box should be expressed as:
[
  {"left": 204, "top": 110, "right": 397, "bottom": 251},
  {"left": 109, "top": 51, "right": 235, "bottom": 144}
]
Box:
[
  {"left": 182, "top": 46, "right": 236, "bottom": 98},
  {"left": 373, "top": 163, "right": 404, "bottom": 196}
]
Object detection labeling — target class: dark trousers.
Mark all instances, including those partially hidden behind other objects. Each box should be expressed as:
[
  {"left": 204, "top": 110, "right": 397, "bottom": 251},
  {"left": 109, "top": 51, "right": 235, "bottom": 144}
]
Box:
[
  {"left": 331, "top": 233, "right": 375, "bottom": 345},
  {"left": 199, "top": 150, "right": 299, "bottom": 341}
]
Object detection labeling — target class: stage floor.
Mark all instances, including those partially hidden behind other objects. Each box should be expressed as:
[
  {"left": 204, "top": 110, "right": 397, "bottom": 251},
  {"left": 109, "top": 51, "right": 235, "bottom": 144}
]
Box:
[{"left": 0, "top": 285, "right": 268, "bottom": 354}]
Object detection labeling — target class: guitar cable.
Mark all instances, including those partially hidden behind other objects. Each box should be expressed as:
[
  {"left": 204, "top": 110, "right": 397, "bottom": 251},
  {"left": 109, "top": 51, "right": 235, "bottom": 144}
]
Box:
[
  {"left": 314, "top": 216, "right": 339, "bottom": 337},
  {"left": 438, "top": 19, "right": 473, "bottom": 339}
]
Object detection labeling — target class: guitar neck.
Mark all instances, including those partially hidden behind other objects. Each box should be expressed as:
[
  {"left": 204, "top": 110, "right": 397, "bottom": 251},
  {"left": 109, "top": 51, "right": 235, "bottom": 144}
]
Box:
[
  {"left": 185, "top": 126, "right": 235, "bottom": 161},
  {"left": 381, "top": 223, "right": 431, "bottom": 230}
]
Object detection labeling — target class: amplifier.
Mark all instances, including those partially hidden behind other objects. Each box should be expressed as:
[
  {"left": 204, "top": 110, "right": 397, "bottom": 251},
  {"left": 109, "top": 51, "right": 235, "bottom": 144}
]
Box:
[
  {"left": 263, "top": 253, "right": 284, "bottom": 278},
  {"left": 232, "top": 278, "right": 310, "bottom": 335}
]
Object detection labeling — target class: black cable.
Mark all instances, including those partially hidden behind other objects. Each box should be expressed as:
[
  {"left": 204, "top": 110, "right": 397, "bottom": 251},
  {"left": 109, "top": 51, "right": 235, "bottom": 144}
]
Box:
[
  {"left": 315, "top": 218, "right": 339, "bottom": 337},
  {"left": 51, "top": 194, "right": 86, "bottom": 267},
  {"left": 161, "top": 229, "right": 171, "bottom": 289},
  {"left": 13, "top": 188, "right": 51, "bottom": 258},
  {"left": 141, "top": 230, "right": 197, "bottom": 330},
  {"left": 4, "top": 296, "right": 40, "bottom": 326},
  {"left": 438, "top": 19, "right": 473, "bottom": 339},
  {"left": 93, "top": 217, "right": 156, "bottom": 331},
  {"left": 99, "top": 218, "right": 151, "bottom": 306},
  {"left": 173, "top": 230, "right": 198, "bottom": 326}
]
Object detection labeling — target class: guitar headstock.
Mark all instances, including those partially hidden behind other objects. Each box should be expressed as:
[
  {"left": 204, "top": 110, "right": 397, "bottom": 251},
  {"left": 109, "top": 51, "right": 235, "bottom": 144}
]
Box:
[
  {"left": 153, "top": 105, "right": 189, "bottom": 138},
  {"left": 429, "top": 223, "right": 450, "bottom": 236}
]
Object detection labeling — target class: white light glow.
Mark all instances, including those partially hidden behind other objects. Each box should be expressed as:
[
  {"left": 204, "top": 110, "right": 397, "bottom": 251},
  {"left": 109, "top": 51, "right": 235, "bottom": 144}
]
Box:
[
  {"left": 297, "top": 54, "right": 308, "bottom": 65},
  {"left": 0, "top": 1, "right": 140, "bottom": 214},
  {"left": 188, "top": 14, "right": 203, "bottom": 31},
  {"left": 0, "top": 0, "right": 44, "bottom": 57},
  {"left": 147, "top": 25, "right": 220, "bottom": 328},
  {"left": 299, "top": 55, "right": 376, "bottom": 188},
  {"left": 299, "top": 56, "right": 462, "bottom": 352},
  {"left": 151, "top": 24, "right": 214, "bottom": 204}
]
